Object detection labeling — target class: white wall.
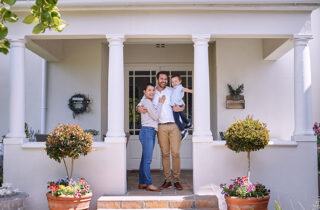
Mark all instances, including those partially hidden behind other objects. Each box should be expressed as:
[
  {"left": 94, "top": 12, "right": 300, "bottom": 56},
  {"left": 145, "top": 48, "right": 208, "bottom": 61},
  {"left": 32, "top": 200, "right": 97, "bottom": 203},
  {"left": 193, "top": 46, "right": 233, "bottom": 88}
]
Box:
[
  {"left": 46, "top": 39, "right": 103, "bottom": 138},
  {"left": 193, "top": 140, "right": 318, "bottom": 210},
  {"left": 311, "top": 8, "right": 320, "bottom": 124},
  {"left": 216, "top": 38, "right": 294, "bottom": 140},
  {"left": 3, "top": 141, "right": 126, "bottom": 210}
]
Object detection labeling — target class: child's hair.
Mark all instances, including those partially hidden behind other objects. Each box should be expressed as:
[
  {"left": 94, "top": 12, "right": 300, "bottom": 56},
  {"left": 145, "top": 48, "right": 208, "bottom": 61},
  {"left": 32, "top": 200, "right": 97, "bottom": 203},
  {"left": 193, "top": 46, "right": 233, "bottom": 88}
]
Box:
[
  {"left": 142, "top": 83, "right": 155, "bottom": 91},
  {"left": 171, "top": 74, "right": 182, "bottom": 81},
  {"left": 156, "top": 71, "right": 169, "bottom": 79}
]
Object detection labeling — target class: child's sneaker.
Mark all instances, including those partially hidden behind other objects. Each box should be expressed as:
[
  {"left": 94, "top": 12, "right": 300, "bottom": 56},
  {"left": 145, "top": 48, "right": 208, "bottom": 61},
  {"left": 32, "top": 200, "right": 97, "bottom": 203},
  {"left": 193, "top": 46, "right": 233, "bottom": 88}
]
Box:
[
  {"left": 181, "top": 130, "right": 188, "bottom": 141},
  {"left": 185, "top": 122, "right": 193, "bottom": 129}
]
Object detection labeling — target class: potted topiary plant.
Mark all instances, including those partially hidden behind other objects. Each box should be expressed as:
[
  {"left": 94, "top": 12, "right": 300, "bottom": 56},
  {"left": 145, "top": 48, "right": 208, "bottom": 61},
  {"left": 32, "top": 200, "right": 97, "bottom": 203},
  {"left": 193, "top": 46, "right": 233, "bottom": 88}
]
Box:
[
  {"left": 45, "top": 124, "right": 93, "bottom": 210},
  {"left": 221, "top": 116, "right": 270, "bottom": 210}
]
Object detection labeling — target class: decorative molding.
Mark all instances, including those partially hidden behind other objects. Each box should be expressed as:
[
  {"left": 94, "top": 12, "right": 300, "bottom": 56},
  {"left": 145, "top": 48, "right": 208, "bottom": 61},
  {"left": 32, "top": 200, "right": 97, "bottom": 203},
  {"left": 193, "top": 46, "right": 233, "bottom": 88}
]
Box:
[
  {"left": 13, "top": 1, "right": 320, "bottom": 12},
  {"left": 192, "top": 34, "right": 211, "bottom": 46}
]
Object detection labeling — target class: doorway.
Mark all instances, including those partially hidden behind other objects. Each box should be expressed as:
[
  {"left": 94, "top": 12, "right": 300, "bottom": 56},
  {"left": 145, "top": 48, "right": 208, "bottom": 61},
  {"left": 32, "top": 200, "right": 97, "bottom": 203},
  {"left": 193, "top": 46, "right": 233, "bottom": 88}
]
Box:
[{"left": 125, "top": 64, "right": 193, "bottom": 170}]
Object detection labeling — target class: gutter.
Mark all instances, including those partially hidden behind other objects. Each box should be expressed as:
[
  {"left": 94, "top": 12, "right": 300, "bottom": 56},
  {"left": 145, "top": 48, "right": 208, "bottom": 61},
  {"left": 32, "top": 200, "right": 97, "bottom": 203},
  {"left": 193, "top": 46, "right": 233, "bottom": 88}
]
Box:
[{"left": 13, "top": 0, "right": 320, "bottom": 12}]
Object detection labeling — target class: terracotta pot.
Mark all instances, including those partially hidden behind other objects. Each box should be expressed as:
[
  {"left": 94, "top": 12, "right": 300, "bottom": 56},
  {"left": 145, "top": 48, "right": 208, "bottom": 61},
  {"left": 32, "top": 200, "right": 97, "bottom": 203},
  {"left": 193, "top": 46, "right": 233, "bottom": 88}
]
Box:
[
  {"left": 46, "top": 192, "right": 92, "bottom": 210},
  {"left": 225, "top": 195, "right": 270, "bottom": 210}
]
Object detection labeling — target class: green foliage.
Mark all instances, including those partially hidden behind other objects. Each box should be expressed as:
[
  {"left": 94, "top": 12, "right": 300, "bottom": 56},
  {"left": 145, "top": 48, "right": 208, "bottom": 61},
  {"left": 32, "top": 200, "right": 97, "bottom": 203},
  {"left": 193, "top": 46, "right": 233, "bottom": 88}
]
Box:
[
  {"left": 46, "top": 124, "right": 93, "bottom": 163},
  {"left": 0, "top": 0, "right": 66, "bottom": 54},
  {"left": 84, "top": 129, "right": 99, "bottom": 136},
  {"left": 228, "top": 84, "right": 244, "bottom": 96},
  {"left": 24, "top": 122, "right": 30, "bottom": 138},
  {"left": 225, "top": 116, "right": 270, "bottom": 153},
  {"left": 275, "top": 200, "right": 283, "bottom": 210}
]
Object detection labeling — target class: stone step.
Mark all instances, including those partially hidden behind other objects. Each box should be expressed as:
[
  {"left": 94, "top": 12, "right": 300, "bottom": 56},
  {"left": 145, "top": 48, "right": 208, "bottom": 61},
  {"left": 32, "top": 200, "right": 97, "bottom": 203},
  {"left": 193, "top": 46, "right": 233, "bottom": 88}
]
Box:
[{"left": 97, "top": 195, "right": 218, "bottom": 209}]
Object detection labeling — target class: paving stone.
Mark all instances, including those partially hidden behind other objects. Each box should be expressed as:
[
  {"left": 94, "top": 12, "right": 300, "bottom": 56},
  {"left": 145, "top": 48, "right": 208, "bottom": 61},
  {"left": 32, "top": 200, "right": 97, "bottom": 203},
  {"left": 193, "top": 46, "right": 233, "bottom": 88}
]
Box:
[
  {"left": 98, "top": 201, "right": 121, "bottom": 209},
  {"left": 169, "top": 200, "right": 194, "bottom": 208},
  {"left": 145, "top": 201, "right": 169, "bottom": 208},
  {"left": 122, "top": 201, "right": 144, "bottom": 209}
]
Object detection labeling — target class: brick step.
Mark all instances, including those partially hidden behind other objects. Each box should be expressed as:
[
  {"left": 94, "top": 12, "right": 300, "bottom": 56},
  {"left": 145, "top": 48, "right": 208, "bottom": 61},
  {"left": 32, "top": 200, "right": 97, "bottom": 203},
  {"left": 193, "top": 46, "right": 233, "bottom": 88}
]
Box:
[{"left": 97, "top": 195, "right": 219, "bottom": 209}]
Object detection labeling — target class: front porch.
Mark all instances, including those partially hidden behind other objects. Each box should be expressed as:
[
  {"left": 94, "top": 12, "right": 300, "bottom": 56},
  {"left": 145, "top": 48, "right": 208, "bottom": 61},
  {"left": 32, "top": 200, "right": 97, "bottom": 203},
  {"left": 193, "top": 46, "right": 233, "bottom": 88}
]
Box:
[{"left": 3, "top": 33, "right": 318, "bottom": 209}]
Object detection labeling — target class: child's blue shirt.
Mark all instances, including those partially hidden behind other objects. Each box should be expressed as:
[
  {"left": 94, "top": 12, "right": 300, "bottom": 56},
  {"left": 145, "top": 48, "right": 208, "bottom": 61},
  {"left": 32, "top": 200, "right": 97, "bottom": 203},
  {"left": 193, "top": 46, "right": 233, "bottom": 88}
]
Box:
[{"left": 170, "top": 84, "right": 184, "bottom": 106}]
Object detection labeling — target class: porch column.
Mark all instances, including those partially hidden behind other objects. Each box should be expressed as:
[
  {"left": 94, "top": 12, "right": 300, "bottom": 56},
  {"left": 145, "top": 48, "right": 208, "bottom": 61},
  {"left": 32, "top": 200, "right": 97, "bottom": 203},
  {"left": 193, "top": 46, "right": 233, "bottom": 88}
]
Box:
[
  {"left": 106, "top": 35, "right": 126, "bottom": 140},
  {"left": 292, "top": 35, "right": 314, "bottom": 140},
  {"left": 6, "top": 38, "right": 26, "bottom": 141},
  {"left": 192, "top": 34, "right": 213, "bottom": 142}
]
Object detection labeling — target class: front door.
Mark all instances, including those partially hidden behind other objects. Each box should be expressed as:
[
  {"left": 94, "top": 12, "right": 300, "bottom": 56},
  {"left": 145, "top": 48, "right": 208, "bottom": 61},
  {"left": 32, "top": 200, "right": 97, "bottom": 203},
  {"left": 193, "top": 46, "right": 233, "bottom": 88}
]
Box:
[{"left": 125, "top": 64, "right": 193, "bottom": 170}]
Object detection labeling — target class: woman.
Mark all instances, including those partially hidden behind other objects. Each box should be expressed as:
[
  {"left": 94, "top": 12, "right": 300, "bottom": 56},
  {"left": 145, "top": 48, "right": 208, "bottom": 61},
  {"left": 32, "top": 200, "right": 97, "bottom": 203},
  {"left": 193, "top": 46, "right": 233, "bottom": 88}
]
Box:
[{"left": 138, "top": 83, "right": 165, "bottom": 191}]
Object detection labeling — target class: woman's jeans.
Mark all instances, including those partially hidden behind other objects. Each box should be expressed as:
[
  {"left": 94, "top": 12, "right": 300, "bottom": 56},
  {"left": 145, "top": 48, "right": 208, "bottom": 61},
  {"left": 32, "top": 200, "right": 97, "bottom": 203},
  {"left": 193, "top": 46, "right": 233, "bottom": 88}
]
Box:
[{"left": 139, "top": 126, "right": 156, "bottom": 186}]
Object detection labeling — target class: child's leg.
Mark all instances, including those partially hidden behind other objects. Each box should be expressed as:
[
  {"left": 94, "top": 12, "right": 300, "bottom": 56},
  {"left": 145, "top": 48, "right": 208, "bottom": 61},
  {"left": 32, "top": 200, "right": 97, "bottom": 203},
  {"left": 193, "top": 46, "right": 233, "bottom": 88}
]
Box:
[
  {"left": 178, "top": 112, "right": 190, "bottom": 125},
  {"left": 173, "top": 111, "right": 184, "bottom": 131}
]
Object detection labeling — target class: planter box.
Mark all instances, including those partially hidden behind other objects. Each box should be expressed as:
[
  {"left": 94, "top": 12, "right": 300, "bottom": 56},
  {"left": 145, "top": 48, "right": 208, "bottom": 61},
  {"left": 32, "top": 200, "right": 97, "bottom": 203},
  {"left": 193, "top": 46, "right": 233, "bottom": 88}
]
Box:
[
  {"left": 0, "top": 192, "right": 28, "bottom": 210},
  {"left": 35, "top": 134, "right": 48, "bottom": 142}
]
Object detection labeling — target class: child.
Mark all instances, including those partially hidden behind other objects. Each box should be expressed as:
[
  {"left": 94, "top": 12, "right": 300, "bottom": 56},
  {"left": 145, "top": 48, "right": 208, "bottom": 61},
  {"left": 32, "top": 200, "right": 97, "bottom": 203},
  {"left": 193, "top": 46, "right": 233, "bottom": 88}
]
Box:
[{"left": 170, "top": 74, "right": 193, "bottom": 141}]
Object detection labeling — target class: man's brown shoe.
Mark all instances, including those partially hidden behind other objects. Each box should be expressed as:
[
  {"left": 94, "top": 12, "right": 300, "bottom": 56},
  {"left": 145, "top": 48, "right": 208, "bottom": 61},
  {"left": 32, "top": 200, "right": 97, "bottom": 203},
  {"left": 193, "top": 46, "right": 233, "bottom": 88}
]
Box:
[
  {"left": 174, "top": 182, "right": 183, "bottom": 190},
  {"left": 160, "top": 181, "right": 172, "bottom": 189},
  {"left": 138, "top": 184, "right": 147, "bottom": 189}
]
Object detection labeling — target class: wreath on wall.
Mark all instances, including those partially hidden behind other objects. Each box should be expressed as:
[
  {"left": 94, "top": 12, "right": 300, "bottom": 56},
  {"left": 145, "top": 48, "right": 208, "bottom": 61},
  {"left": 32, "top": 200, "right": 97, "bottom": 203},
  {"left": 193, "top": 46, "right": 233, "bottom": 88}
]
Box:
[{"left": 68, "top": 94, "right": 91, "bottom": 118}]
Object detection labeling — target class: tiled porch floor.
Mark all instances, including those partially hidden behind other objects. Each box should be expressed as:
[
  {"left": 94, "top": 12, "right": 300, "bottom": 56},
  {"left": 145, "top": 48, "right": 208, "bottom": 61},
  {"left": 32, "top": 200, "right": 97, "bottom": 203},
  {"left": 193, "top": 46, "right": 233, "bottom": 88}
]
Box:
[{"left": 127, "top": 170, "right": 193, "bottom": 196}]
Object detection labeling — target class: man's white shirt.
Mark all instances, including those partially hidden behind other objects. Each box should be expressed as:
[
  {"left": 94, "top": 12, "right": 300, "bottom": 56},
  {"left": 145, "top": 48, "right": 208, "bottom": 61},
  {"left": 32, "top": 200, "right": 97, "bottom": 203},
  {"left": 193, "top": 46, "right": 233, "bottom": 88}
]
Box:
[{"left": 139, "top": 86, "right": 175, "bottom": 123}]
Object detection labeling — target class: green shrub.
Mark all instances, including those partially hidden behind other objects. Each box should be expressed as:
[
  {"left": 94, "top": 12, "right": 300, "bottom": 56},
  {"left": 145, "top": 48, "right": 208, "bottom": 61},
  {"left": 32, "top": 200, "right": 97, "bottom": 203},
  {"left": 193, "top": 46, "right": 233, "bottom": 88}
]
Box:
[{"left": 225, "top": 116, "right": 269, "bottom": 153}]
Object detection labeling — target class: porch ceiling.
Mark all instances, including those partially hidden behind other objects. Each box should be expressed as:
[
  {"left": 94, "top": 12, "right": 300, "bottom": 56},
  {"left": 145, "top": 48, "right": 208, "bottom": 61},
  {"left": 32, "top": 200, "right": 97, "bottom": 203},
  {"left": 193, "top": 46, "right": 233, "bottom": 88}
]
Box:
[{"left": 25, "top": 35, "right": 294, "bottom": 62}]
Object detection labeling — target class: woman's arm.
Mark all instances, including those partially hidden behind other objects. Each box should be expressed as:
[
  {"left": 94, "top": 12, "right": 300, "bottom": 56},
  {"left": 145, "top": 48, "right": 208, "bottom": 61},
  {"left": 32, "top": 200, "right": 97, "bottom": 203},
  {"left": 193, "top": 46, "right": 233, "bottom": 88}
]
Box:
[{"left": 144, "top": 100, "right": 163, "bottom": 121}]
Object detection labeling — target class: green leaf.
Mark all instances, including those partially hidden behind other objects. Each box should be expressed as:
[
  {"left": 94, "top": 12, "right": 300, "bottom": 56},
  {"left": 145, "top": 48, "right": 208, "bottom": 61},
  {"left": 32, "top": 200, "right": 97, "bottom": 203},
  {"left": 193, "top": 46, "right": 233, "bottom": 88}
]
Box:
[
  {"left": 6, "top": 0, "right": 16, "bottom": 6},
  {"left": 0, "top": 27, "right": 8, "bottom": 40},
  {"left": 32, "top": 23, "right": 45, "bottom": 34},
  {"left": 55, "top": 23, "right": 67, "bottom": 32},
  {"left": 4, "top": 12, "right": 18, "bottom": 23},
  {"left": 35, "top": 0, "right": 43, "bottom": 6},
  {"left": 41, "top": 11, "right": 52, "bottom": 22},
  {"left": 52, "top": 16, "right": 59, "bottom": 25},
  {"left": 0, "top": 47, "right": 9, "bottom": 55},
  {"left": 4, "top": 40, "right": 10, "bottom": 48},
  {"left": 23, "top": 14, "right": 39, "bottom": 24}
]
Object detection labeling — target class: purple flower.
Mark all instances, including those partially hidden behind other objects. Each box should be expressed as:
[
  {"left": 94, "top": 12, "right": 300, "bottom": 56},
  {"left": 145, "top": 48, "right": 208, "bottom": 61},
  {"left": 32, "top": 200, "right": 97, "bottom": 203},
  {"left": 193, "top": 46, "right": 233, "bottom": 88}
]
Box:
[{"left": 228, "top": 184, "right": 233, "bottom": 190}]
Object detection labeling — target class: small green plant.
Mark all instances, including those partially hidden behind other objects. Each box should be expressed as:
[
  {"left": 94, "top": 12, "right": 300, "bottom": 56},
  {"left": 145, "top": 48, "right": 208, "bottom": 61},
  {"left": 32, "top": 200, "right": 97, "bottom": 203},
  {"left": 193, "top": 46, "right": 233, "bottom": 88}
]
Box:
[
  {"left": 275, "top": 200, "right": 283, "bottom": 210},
  {"left": 225, "top": 116, "right": 269, "bottom": 180},
  {"left": 84, "top": 129, "right": 99, "bottom": 136},
  {"left": 46, "top": 124, "right": 93, "bottom": 183},
  {"left": 227, "top": 84, "right": 244, "bottom": 97}
]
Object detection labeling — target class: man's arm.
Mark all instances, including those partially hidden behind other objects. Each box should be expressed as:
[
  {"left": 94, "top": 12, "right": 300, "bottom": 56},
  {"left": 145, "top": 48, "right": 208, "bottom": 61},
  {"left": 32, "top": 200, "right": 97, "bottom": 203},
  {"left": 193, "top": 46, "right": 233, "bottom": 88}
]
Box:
[{"left": 136, "top": 96, "right": 148, "bottom": 114}]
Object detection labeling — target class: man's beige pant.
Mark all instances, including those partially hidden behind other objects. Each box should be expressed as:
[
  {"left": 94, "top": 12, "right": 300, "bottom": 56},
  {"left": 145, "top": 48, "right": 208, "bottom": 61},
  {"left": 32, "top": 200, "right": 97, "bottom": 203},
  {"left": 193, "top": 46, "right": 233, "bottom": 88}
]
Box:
[{"left": 158, "top": 123, "right": 181, "bottom": 183}]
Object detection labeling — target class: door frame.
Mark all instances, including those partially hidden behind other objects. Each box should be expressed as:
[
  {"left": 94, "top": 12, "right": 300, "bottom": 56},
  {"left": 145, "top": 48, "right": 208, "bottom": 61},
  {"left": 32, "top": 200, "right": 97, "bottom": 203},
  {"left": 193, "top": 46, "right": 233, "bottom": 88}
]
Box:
[{"left": 125, "top": 64, "right": 194, "bottom": 170}]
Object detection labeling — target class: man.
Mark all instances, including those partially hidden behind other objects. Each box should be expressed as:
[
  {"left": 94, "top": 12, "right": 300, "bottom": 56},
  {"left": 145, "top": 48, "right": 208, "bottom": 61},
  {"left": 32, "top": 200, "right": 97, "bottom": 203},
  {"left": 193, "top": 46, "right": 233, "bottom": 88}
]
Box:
[{"left": 138, "top": 71, "right": 184, "bottom": 190}]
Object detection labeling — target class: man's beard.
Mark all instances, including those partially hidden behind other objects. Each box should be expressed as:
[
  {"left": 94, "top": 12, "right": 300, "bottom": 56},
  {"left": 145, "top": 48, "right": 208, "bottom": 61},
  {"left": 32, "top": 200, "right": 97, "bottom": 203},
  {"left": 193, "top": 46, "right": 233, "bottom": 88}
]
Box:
[{"left": 159, "top": 82, "right": 167, "bottom": 88}]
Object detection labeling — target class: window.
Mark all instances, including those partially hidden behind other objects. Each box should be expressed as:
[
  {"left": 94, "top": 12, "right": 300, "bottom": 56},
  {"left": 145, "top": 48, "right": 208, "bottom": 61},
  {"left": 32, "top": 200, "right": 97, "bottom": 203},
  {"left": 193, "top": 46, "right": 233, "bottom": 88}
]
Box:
[{"left": 129, "top": 70, "right": 193, "bottom": 135}]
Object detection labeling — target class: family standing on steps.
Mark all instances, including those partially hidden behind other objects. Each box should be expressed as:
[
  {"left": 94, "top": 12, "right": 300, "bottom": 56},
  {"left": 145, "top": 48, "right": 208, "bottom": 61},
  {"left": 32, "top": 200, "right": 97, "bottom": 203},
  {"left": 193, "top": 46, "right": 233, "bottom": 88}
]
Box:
[{"left": 137, "top": 71, "right": 194, "bottom": 192}]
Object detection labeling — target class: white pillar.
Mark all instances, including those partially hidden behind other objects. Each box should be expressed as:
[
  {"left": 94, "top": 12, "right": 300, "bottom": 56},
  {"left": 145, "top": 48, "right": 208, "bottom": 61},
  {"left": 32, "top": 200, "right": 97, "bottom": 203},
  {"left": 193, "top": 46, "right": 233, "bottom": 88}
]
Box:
[
  {"left": 292, "top": 35, "right": 314, "bottom": 140},
  {"left": 40, "top": 59, "right": 48, "bottom": 134},
  {"left": 6, "top": 38, "right": 26, "bottom": 140},
  {"left": 105, "top": 35, "right": 126, "bottom": 140},
  {"left": 192, "top": 34, "right": 213, "bottom": 142}
]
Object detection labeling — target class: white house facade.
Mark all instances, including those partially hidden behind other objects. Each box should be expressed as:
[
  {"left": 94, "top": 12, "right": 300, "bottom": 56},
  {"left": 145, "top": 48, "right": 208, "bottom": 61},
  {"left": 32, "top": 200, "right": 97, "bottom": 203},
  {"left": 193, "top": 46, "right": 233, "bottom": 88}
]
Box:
[{"left": 1, "top": 0, "right": 320, "bottom": 209}]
